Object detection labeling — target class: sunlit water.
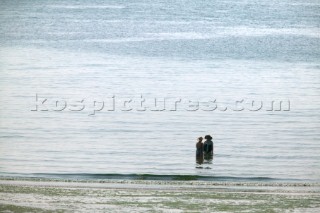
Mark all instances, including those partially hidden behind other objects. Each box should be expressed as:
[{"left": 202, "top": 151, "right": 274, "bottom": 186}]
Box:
[{"left": 0, "top": 0, "right": 319, "bottom": 181}]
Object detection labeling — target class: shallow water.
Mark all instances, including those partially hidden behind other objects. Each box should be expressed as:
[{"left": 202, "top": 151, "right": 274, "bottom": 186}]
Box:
[{"left": 0, "top": 0, "right": 319, "bottom": 181}]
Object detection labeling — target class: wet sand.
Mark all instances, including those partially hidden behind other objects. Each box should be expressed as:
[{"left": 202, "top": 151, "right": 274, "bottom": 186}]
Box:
[{"left": 1, "top": 177, "right": 320, "bottom": 212}]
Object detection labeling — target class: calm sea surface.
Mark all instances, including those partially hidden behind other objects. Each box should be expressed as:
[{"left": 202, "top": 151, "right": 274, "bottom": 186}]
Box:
[{"left": 0, "top": 0, "right": 319, "bottom": 181}]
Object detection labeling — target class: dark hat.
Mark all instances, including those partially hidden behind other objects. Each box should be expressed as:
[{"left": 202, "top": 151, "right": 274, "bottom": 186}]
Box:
[{"left": 204, "top": 135, "right": 212, "bottom": 140}]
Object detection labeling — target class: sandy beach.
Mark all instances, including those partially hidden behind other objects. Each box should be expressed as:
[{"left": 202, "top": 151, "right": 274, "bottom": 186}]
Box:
[{"left": 1, "top": 177, "right": 320, "bottom": 212}]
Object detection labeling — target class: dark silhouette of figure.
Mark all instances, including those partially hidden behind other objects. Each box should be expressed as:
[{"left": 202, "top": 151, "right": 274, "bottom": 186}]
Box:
[
  {"left": 196, "top": 137, "right": 204, "bottom": 165},
  {"left": 203, "top": 135, "right": 214, "bottom": 162}
]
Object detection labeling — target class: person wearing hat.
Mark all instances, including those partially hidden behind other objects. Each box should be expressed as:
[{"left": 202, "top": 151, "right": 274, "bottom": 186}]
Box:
[{"left": 203, "top": 135, "right": 214, "bottom": 156}]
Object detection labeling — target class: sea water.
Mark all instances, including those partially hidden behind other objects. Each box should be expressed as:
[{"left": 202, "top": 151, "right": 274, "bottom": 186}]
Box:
[{"left": 0, "top": 0, "right": 319, "bottom": 181}]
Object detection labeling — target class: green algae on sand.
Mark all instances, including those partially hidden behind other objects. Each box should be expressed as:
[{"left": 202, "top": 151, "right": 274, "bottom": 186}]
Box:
[{"left": 0, "top": 178, "right": 320, "bottom": 212}]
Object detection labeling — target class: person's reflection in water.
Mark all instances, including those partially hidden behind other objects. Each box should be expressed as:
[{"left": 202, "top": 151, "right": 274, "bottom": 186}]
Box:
[
  {"left": 203, "top": 135, "right": 214, "bottom": 164},
  {"left": 195, "top": 137, "right": 204, "bottom": 166}
]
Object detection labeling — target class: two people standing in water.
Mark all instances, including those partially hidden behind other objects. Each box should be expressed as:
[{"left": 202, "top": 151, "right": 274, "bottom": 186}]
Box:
[{"left": 196, "top": 135, "right": 214, "bottom": 165}]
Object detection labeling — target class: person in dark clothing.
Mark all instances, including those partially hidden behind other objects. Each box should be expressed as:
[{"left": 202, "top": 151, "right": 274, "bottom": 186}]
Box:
[
  {"left": 196, "top": 137, "right": 204, "bottom": 165},
  {"left": 203, "top": 135, "right": 214, "bottom": 160}
]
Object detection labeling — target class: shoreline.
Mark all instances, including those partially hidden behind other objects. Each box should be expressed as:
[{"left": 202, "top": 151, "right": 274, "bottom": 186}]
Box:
[
  {"left": 1, "top": 176, "right": 320, "bottom": 187},
  {"left": 1, "top": 172, "right": 319, "bottom": 183},
  {"left": 1, "top": 177, "right": 320, "bottom": 212}
]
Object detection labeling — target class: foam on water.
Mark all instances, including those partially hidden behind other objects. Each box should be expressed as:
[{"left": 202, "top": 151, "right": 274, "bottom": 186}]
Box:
[{"left": 47, "top": 5, "right": 126, "bottom": 9}]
